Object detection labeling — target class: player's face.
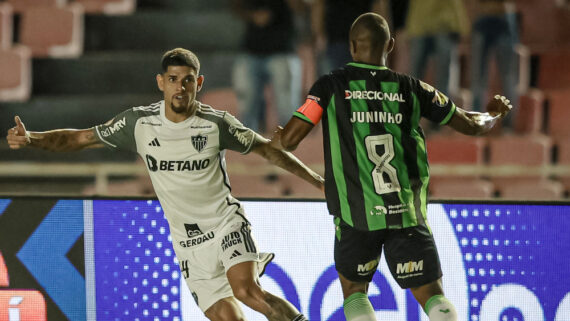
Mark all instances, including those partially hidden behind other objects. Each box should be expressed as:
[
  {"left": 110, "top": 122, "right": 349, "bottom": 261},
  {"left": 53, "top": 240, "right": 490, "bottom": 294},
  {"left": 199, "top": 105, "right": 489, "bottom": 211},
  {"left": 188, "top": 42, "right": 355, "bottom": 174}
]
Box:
[{"left": 157, "top": 65, "right": 203, "bottom": 115}]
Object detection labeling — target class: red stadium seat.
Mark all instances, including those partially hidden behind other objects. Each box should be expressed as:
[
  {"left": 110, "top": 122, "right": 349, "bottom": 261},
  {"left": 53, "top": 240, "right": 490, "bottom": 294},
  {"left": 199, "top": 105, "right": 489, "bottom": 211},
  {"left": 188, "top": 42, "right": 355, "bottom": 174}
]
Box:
[
  {"left": 499, "top": 179, "right": 564, "bottom": 200},
  {"left": 0, "top": 3, "right": 13, "bottom": 49},
  {"left": 75, "top": 0, "right": 136, "bottom": 15},
  {"left": 6, "top": 0, "right": 66, "bottom": 12},
  {"left": 430, "top": 178, "right": 494, "bottom": 200},
  {"left": 488, "top": 134, "right": 553, "bottom": 191},
  {"left": 488, "top": 134, "right": 552, "bottom": 166},
  {"left": 537, "top": 50, "right": 570, "bottom": 90},
  {"left": 0, "top": 45, "right": 31, "bottom": 102},
  {"left": 514, "top": 89, "right": 544, "bottom": 134},
  {"left": 546, "top": 89, "right": 570, "bottom": 139},
  {"left": 427, "top": 134, "right": 486, "bottom": 164},
  {"left": 19, "top": 3, "right": 84, "bottom": 58}
]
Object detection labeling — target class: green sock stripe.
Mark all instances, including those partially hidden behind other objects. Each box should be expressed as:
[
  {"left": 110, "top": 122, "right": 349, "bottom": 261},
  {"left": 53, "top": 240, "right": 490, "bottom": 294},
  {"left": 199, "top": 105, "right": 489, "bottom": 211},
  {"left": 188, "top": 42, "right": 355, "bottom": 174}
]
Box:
[
  {"left": 424, "top": 294, "right": 447, "bottom": 314},
  {"left": 343, "top": 292, "right": 374, "bottom": 320}
]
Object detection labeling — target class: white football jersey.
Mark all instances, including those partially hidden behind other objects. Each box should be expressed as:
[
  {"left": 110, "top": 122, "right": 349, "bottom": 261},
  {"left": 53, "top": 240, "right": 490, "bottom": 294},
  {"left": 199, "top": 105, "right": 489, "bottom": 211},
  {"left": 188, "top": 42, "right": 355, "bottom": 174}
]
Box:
[{"left": 94, "top": 100, "right": 256, "bottom": 243}]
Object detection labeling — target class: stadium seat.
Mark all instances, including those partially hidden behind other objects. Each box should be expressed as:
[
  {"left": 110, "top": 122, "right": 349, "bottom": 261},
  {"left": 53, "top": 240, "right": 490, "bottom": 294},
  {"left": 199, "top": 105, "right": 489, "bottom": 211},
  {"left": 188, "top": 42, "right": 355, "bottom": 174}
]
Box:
[
  {"left": 427, "top": 135, "right": 486, "bottom": 164},
  {"left": 429, "top": 178, "right": 494, "bottom": 200},
  {"left": 278, "top": 173, "right": 325, "bottom": 199},
  {"left": 488, "top": 134, "right": 553, "bottom": 190},
  {"left": 199, "top": 88, "right": 239, "bottom": 117},
  {"left": 546, "top": 89, "right": 570, "bottom": 138},
  {"left": 0, "top": 2, "right": 13, "bottom": 49},
  {"left": 537, "top": 50, "right": 570, "bottom": 90},
  {"left": 488, "top": 134, "right": 552, "bottom": 166},
  {"left": 75, "top": 0, "right": 136, "bottom": 15},
  {"left": 499, "top": 179, "right": 565, "bottom": 200},
  {"left": 514, "top": 89, "right": 544, "bottom": 134},
  {"left": 19, "top": 3, "right": 84, "bottom": 58},
  {"left": 6, "top": 0, "right": 67, "bottom": 12},
  {"left": 0, "top": 45, "right": 31, "bottom": 102}
]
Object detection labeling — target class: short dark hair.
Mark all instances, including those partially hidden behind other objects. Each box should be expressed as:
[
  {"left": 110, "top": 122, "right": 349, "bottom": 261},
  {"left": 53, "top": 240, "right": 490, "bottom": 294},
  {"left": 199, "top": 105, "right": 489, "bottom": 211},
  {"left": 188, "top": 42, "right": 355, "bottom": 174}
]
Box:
[
  {"left": 350, "top": 13, "right": 390, "bottom": 48},
  {"left": 160, "top": 48, "right": 200, "bottom": 73}
]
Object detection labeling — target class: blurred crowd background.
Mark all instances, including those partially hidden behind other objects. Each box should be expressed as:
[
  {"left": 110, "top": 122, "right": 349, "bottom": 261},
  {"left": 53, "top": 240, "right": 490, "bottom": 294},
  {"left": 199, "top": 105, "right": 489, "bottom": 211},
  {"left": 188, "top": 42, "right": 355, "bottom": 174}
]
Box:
[{"left": 0, "top": 0, "right": 569, "bottom": 200}]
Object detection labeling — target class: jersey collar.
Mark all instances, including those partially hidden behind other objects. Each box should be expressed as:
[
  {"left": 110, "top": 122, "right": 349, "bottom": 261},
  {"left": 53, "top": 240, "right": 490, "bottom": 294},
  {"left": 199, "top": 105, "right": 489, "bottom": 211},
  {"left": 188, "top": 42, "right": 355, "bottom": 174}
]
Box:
[{"left": 347, "top": 62, "right": 388, "bottom": 70}]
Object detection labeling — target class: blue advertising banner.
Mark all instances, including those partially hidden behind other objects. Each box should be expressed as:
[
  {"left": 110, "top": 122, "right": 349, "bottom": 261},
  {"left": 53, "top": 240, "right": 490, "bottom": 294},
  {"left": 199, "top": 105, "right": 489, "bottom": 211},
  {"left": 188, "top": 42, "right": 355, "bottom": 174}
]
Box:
[
  {"left": 1, "top": 198, "right": 569, "bottom": 320},
  {"left": 89, "top": 200, "right": 570, "bottom": 321}
]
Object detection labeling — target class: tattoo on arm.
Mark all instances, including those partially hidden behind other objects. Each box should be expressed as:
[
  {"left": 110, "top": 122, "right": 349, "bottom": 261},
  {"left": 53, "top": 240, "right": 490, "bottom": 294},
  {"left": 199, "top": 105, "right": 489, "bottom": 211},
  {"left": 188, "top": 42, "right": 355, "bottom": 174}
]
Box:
[{"left": 30, "top": 129, "right": 101, "bottom": 151}]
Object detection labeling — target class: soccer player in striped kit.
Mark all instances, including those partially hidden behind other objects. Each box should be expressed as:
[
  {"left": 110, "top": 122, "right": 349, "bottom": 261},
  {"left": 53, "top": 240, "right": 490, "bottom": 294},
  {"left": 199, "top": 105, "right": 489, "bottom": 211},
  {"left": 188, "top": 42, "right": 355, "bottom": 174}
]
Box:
[
  {"left": 270, "top": 13, "right": 512, "bottom": 321},
  {"left": 7, "top": 48, "right": 322, "bottom": 321}
]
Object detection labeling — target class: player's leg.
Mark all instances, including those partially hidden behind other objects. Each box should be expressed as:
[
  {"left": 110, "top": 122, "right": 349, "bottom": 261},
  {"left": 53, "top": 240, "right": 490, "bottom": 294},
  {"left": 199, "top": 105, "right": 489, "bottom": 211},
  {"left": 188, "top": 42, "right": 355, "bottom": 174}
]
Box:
[
  {"left": 221, "top": 220, "right": 307, "bottom": 321},
  {"left": 410, "top": 278, "right": 457, "bottom": 321},
  {"left": 384, "top": 225, "right": 457, "bottom": 321},
  {"left": 334, "top": 218, "right": 384, "bottom": 321},
  {"left": 204, "top": 296, "right": 246, "bottom": 321},
  {"left": 337, "top": 273, "right": 376, "bottom": 321},
  {"left": 226, "top": 261, "right": 307, "bottom": 321}
]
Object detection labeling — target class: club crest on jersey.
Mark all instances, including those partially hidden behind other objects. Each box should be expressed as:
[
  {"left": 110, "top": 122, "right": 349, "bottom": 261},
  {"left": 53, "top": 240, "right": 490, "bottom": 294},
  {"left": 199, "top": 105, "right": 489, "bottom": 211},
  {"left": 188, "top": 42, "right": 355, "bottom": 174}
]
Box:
[
  {"left": 184, "top": 223, "right": 203, "bottom": 237},
  {"left": 191, "top": 134, "right": 208, "bottom": 152}
]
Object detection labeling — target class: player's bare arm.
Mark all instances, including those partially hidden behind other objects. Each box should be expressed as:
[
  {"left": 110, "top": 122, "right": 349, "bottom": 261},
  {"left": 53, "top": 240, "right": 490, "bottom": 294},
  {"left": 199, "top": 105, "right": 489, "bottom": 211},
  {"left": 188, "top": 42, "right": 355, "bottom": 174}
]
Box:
[
  {"left": 447, "top": 95, "right": 512, "bottom": 136},
  {"left": 269, "top": 117, "right": 314, "bottom": 152},
  {"left": 251, "top": 132, "right": 324, "bottom": 191},
  {"left": 6, "top": 115, "right": 104, "bottom": 151}
]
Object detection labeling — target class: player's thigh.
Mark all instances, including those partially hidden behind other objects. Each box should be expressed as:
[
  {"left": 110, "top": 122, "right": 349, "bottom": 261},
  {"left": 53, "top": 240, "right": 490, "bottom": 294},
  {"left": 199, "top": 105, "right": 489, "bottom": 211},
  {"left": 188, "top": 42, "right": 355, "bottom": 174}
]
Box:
[
  {"left": 205, "top": 296, "right": 246, "bottom": 321},
  {"left": 383, "top": 225, "right": 443, "bottom": 289},
  {"left": 177, "top": 242, "right": 234, "bottom": 313},
  {"left": 334, "top": 218, "right": 385, "bottom": 285}
]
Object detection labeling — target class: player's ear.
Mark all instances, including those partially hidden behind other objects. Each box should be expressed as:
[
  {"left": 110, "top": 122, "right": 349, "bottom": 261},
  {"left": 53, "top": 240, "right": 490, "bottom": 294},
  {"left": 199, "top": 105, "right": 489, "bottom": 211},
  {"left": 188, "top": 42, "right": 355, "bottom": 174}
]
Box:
[
  {"left": 156, "top": 73, "right": 164, "bottom": 92},
  {"left": 196, "top": 75, "right": 204, "bottom": 92},
  {"left": 386, "top": 37, "right": 395, "bottom": 54}
]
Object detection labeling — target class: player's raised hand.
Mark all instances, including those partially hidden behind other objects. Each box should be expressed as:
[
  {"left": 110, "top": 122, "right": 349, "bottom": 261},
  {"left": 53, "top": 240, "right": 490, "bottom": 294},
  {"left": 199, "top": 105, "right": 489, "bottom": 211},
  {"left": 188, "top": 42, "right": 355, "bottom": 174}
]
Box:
[
  {"left": 486, "top": 95, "right": 513, "bottom": 118},
  {"left": 6, "top": 116, "right": 31, "bottom": 149}
]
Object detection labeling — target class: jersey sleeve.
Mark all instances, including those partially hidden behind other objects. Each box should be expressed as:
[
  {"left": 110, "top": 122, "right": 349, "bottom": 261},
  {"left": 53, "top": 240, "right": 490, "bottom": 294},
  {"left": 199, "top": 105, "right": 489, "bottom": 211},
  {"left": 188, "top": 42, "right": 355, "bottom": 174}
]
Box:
[
  {"left": 219, "top": 112, "right": 256, "bottom": 154},
  {"left": 293, "top": 76, "right": 330, "bottom": 125},
  {"left": 93, "top": 108, "right": 138, "bottom": 152},
  {"left": 414, "top": 79, "right": 457, "bottom": 125}
]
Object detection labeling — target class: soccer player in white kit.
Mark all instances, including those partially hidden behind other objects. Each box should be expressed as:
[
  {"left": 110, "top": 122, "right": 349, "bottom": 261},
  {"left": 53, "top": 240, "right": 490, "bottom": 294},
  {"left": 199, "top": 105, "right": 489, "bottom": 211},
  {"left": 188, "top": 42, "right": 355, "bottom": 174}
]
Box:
[{"left": 6, "top": 48, "right": 323, "bottom": 321}]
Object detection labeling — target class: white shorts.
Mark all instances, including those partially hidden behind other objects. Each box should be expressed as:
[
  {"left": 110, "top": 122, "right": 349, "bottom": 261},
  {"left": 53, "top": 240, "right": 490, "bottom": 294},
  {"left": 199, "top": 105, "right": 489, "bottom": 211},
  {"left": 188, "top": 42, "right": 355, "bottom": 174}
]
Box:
[{"left": 174, "top": 215, "right": 260, "bottom": 312}]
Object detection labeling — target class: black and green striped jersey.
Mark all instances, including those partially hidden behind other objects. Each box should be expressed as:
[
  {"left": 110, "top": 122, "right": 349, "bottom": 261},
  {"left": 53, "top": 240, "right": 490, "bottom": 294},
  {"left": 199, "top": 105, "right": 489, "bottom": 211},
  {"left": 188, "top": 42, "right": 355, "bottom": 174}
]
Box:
[{"left": 294, "top": 62, "right": 456, "bottom": 231}]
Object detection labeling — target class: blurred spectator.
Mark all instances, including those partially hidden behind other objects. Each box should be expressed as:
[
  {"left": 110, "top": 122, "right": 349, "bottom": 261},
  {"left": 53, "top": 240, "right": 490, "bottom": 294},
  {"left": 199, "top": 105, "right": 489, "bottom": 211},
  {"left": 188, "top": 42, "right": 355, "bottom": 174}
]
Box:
[
  {"left": 405, "top": 0, "right": 470, "bottom": 97},
  {"left": 311, "top": 0, "right": 383, "bottom": 74},
  {"left": 231, "top": 0, "right": 303, "bottom": 132},
  {"left": 470, "top": 0, "right": 519, "bottom": 129}
]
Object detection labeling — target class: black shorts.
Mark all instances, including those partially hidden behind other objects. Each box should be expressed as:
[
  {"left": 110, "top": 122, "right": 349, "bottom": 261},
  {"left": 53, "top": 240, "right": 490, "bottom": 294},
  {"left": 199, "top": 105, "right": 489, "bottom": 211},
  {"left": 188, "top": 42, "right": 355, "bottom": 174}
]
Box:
[{"left": 334, "top": 218, "right": 442, "bottom": 289}]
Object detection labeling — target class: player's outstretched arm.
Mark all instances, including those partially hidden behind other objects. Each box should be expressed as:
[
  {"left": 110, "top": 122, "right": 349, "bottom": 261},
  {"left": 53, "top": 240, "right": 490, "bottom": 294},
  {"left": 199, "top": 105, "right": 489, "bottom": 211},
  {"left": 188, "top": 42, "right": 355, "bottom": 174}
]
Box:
[
  {"left": 252, "top": 133, "right": 324, "bottom": 192},
  {"left": 447, "top": 95, "right": 513, "bottom": 136},
  {"left": 6, "top": 116, "right": 104, "bottom": 152},
  {"left": 269, "top": 117, "right": 314, "bottom": 152}
]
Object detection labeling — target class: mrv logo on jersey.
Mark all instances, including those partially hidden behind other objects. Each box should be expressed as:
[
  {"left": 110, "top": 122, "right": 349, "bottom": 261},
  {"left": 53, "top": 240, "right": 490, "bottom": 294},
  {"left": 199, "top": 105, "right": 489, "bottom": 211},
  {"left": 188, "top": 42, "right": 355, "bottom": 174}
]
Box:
[
  {"left": 145, "top": 155, "right": 210, "bottom": 172},
  {"left": 345, "top": 90, "right": 405, "bottom": 102},
  {"left": 99, "top": 117, "right": 126, "bottom": 137}
]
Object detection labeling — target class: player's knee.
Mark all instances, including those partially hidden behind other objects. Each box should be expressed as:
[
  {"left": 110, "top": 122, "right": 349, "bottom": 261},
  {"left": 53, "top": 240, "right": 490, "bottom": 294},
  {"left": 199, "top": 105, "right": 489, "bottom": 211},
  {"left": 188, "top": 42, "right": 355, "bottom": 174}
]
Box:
[{"left": 232, "top": 284, "right": 264, "bottom": 306}]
